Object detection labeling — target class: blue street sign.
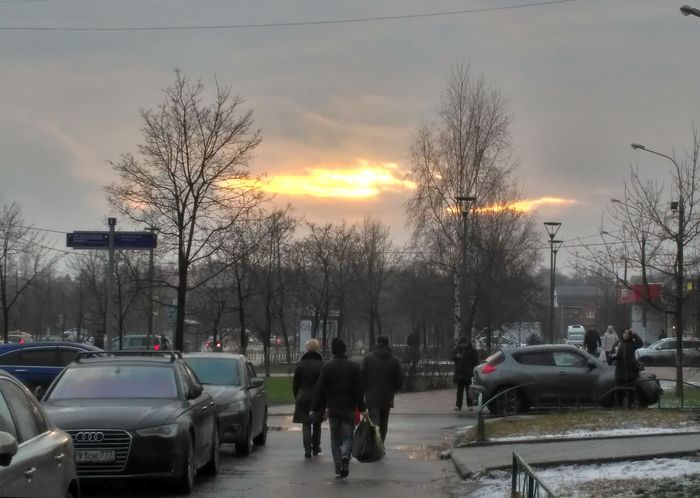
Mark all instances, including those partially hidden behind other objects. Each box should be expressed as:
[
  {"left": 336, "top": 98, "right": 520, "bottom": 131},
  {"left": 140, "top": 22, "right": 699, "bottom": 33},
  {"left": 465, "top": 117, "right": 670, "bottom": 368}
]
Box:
[{"left": 67, "top": 231, "right": 157, "bottom": 249}]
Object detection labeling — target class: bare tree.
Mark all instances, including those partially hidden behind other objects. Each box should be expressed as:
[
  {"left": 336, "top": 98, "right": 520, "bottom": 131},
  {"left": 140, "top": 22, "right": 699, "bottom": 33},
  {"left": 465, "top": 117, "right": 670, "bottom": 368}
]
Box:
[
  {"left": 0, "top": 201, "right": 60, "bottom": 342},
  {"left": 577, "top": 129, "right": 700, "bottom": 396},
  {"left": 105, "top": 69, "right": 264, "bottom": 350},
  {"left": 406, "top": 63, "right": 525, "bottom": 342}
]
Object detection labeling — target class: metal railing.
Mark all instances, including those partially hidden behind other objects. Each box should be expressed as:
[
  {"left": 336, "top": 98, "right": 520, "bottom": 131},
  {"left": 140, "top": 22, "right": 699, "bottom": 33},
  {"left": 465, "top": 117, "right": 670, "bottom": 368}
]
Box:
[{"left": 511, "top": 451, "right": 556, "bottom": 498}]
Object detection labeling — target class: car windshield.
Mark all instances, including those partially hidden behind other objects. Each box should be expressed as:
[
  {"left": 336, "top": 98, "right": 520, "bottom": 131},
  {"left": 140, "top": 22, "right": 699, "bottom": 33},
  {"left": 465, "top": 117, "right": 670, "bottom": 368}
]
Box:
[
  {"left": 186, "top": 357, "right": 241, "bottom": 386},
  {"left": 48, "top": 365, "right": 178, "bottom": 399}
]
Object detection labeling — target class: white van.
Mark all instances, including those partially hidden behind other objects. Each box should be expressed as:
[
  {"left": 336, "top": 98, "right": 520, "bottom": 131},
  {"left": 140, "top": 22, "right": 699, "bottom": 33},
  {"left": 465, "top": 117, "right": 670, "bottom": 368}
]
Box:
[{"left": 566, "top": 325, "right": 586, "bottom": 348}]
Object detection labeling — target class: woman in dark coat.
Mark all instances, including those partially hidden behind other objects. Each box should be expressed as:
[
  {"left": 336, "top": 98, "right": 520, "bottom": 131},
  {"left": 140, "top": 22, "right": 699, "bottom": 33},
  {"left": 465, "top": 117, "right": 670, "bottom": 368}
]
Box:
[
  {"left": 614, "top": 327, "right": 643, "bottom": 406},
  {"left": 293, "top": 338, "right": 324, "bottom": 457}
]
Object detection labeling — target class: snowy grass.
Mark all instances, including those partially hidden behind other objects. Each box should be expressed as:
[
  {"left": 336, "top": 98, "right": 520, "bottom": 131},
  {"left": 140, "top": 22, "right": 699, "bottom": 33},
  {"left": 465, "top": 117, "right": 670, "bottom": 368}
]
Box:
[
  {"left": 471, "top": 457, "right": 700, "bottom": 497},
  {"left": 456, "top": 409, "right": 700, "bottom": 446}
]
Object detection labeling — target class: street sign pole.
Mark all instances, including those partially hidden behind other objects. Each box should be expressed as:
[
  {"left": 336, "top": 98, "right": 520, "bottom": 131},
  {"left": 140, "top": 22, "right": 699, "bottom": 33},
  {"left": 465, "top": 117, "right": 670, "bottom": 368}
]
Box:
[{"left": 106, "top": 218, "right": 116, "bottom": 351}]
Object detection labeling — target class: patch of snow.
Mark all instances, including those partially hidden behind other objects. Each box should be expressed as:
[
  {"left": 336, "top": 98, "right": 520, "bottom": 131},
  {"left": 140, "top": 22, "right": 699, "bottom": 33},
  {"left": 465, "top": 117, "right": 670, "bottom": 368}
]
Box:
[
  {"left": 470, "top": 457, "right": 700, "bottom": 498},
  {"left": 490, "top": 425, "right": 700, "bottom": 442}
]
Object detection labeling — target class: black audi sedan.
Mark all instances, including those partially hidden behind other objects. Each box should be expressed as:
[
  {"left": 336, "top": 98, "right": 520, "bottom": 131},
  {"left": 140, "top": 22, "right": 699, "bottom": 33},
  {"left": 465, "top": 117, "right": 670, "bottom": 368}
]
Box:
[{"left": 41, "top": 351, "right": 219, "bottom": 494}]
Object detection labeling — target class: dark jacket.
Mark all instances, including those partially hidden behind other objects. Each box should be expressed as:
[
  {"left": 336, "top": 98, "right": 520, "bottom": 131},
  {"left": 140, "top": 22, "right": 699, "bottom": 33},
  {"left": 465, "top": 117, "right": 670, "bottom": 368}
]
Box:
[
  {"left": 361, "top": 344, "right": 404, "bottom": 409},
  {"left": 584, "top": 329, "right": 601, "bottom": 353},
  {"left": 452, "top": 343, "right": 479, "bottom": 381},
  {"left": 312, "top": 354, "right": 366, "bottom": 422},
  {"left": 615, "top": 333, "right": 643, "bottom": 383},
  {"left": 292, "top": 350, "right": 324, "bottom": 423}
]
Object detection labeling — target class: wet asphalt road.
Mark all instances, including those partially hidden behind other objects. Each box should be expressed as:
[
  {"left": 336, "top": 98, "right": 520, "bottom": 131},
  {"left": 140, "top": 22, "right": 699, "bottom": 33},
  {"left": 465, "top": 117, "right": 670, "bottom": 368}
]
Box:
[{"left": 82, "top": 412, "right": 482, "bottom": 498}]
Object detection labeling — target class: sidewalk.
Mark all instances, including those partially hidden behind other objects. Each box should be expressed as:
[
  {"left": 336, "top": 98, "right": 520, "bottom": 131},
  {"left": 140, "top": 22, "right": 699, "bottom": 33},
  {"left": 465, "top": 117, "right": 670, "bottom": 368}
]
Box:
[
  {"left": 269, "top": 387, "right": 460, "bottom": 416},
  {"left": 450, "top": 433, "right": 700, "bottom": 479}
]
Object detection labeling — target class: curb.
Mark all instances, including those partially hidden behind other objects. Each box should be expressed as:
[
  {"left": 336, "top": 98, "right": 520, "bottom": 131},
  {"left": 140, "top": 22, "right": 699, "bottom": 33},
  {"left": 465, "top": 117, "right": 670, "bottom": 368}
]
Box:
[{"left": 461, "top": 430, "right": 700, "bottom": 448}]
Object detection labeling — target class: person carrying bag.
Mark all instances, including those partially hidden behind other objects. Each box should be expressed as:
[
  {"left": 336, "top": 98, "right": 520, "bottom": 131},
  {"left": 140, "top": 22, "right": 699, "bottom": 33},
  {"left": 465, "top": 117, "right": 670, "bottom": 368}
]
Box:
[{"left": 351, "top": 413, "right": 384, "bottom": 463}]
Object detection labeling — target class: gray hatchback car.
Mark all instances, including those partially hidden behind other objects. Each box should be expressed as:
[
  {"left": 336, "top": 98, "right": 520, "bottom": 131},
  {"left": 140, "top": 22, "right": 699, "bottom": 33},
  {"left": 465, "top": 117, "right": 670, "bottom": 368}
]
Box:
[{"left": 469, "top": 344, "right": 662, "bottom": 414}]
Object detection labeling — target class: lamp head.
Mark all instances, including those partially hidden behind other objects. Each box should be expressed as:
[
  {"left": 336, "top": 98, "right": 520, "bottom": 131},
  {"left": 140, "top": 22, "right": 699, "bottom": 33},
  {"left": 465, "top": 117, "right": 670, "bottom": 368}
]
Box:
[
  {"left": 543, "top": 221, "right": 562, "bottom": 239},
  {"left": 681, "top": 5, "right": 693, "bottom": 15},
  {"left": 631, "top": 143, "right": 645, "bottom": 150},
  {"left": 550, "top": 240, "right": 563, "bottom": 253}
]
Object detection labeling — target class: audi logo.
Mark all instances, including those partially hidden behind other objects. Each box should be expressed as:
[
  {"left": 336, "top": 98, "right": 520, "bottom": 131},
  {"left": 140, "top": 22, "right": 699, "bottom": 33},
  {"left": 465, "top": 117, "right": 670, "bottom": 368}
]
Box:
[{"left": 74, "top": 431, "right": 105, "bottom": 443}]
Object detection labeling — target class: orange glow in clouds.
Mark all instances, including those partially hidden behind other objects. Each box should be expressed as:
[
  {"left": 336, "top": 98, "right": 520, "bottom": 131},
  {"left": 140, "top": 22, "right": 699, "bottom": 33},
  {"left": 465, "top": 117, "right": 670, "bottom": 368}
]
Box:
[
  {"left": 225, "top": 161, "right": 416, "bottom": 199},
  {"left": 476, "top": 197, "right": 577, "bottom": 213}
]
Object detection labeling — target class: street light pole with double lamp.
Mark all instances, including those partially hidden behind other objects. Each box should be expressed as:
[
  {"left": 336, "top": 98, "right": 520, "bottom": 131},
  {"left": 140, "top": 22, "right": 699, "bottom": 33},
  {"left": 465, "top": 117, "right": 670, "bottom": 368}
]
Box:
[
  {"left": 631, "top": 142, "right": 685, "bottom": 399},
  {"left": 544, "top": 222, "right": 562, "bottom": 344},
  {"left": 456, "top": 196, "right": 477, "bottom": 343}
]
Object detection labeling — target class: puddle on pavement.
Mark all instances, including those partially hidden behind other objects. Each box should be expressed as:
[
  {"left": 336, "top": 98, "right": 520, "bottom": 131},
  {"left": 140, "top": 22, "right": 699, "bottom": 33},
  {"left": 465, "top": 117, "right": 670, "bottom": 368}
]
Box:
[{"left": 394, "top": 442, "right": 449, "bottom": 461}]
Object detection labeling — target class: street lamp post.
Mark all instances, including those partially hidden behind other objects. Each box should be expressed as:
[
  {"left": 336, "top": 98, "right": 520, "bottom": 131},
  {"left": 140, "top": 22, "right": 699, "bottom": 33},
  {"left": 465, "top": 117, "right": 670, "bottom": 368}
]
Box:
[
  {"left": 544, "top": 222, "right": 562, "bottom": 344},
  {"left": 456, "top": 195, "right": 477, "bottom": 343},
  {"left": 145, "top": 226, "right": 159, "bottom": 342},
  {"left": 631, "top": 142, "right": 685, "bottom": 399}
]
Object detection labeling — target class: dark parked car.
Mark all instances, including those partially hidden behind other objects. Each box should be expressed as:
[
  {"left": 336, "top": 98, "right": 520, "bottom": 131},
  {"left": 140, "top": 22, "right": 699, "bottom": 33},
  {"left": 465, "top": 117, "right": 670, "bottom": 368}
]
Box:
[
  {"left": 635, "top": 337, "right": 700, "bottom": 367},
  {"left": 42, "top": 351, "right": 219, "bottom": 494},
  {"left": 0, "top": 368, "right": 80, "bottom": 498},
  {"left": 0, "top": 341, "right": 102, "bottom": 395},
  {"left": 183, "top": 353, "right": 267, "bottom": 456},
  {"left": 469, "top": 344, "right": 662, "bottom": 414}
]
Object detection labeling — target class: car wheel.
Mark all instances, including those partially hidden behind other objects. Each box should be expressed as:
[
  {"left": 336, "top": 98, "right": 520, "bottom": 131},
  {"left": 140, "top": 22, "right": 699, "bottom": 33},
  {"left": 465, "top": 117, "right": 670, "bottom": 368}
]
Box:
[
  {"left": 490, "top": 387, "right": 522, "bottom": 415},
  {"left": 235, "top": 416, "right": 253, "bottom": 456},
  {"left": 174, "top": 436, "right": 195, "bottom": 494},
  {"left": 201, "top": 426, "right": 219, "bottom": 476},
  {"left": 253, "top": 408, "right": 268, "bottom": 446}
]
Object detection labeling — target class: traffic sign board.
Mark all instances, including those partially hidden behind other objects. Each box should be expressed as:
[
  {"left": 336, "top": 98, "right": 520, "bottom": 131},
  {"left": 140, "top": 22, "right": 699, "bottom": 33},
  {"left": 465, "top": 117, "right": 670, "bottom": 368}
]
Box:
[{"left": 67, "top": 231, "right": 157, "bottom": 250}]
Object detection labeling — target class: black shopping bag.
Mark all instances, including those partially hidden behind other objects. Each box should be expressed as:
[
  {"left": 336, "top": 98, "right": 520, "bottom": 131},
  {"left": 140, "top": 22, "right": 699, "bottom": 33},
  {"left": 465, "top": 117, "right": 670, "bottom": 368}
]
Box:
[{"left": 351, "top": 414, "right": 384, "bottom": 463}]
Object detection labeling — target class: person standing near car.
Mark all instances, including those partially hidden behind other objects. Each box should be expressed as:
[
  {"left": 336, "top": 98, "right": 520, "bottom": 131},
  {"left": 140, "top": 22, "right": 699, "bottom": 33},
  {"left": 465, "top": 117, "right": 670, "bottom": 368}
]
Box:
[
  {"left": 602, "top": 325, "right": 618, "bottom": 365},
  {"left": 584, "top": 327, "right": 601, "bottom": 356},
  {"left": 615, "top": 327, "right": 644, "bottom": 406},
  {"left": 311, "top": 337, "right": 366, "bottom": 478},
  {"left": 293, "top": 338, "right": 324, "bottom": 458},
  {"left": 361, "top": 335, "right": 404, "bottom": 443},
  {"left": 452, "top": 337, "right": 479, "bottom": 411}
]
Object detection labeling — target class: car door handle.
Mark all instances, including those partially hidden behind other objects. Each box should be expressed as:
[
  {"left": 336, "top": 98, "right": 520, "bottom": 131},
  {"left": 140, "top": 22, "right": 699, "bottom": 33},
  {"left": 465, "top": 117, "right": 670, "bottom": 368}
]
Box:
[
  {"left": 558, "top": 372, "right": 566, "bottom": 375},
  {"left": 55, "top": 453, "right": 65, "bottom": 464},
  {"left": 24, "top": 467, "right": 37, "bottom": 479},
  {"left": 200, "top": 405, "right": 209, "bottom": 411},
  {"left": 14, "top": 369, "right": 28, "bottom": 373}
]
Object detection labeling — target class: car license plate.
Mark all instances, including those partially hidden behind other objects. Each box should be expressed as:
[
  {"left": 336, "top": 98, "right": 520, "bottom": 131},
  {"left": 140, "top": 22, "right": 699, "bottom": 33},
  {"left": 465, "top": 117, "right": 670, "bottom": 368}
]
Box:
[{"left": 76, "top": 449, "right": 116, "bottom": 463}]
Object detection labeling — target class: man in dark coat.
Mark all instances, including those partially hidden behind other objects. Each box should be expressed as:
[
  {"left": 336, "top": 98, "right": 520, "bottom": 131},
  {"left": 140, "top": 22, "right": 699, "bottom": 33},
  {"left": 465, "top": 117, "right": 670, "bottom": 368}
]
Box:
[
  {"left": 361, "top": 335, "right": 404, "bottom": 443},
  {"left": 584, "top": 328, "right": 601, "bottom": 355},
  {"left": 615, "top": 327, "right": 644, "bottom": 406},
  {"left": 292, "top": 338, "right": 324, "bottom": 458},
  {"left": 452, "top": 337, "right": 479, "bottom": 411},
  {"left": 312, "top": 337, "right": 366, "bottom": 478}
]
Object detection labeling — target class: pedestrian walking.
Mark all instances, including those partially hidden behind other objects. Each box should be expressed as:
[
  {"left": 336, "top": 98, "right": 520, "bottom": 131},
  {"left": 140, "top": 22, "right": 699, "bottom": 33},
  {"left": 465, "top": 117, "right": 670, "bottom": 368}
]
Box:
[
  {"left": 292, "top": 338, "right": 324, "bottom": 458},
  {"left": 602, "top": 325, "right": 618, "bottom": 366},
  {"left": 584, "top": 327, "right": 601, "bottom": 356},
  {"left": 311, "top": 337, "right": 366, "bottom": 479},
  {"left": 361, "top": 335, "right": 404, "bottom": 443},
  {"left": 451, "top": 337, "right": 479, "bottom": 411},
  {"left": 614, "top": 327, "right": 643, "bottom": 407}
]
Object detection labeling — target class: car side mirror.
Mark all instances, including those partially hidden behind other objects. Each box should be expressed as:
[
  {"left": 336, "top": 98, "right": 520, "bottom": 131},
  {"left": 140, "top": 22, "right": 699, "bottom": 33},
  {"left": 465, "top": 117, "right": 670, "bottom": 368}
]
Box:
[
  {"left": 187, "top": 385, "right": 203, "bottom": 399},
  {"left": 250, "top": 377, "right": 264, "bottom": 389},
  {"left": 33, "top": 385, "right": 46, "bottom": 400},
  {"left": 587, "top": 360, "right": 597, "bottom": 370},
  {"left": 0, "top": 431, "right": 18, "bottom": 467}
]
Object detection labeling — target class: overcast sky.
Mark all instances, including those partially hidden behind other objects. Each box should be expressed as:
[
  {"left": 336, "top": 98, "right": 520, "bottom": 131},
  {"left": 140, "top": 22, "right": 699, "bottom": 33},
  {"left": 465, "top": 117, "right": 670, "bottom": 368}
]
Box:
[{"left": 1, "top": 0, "right": 698, "bottom": 273}]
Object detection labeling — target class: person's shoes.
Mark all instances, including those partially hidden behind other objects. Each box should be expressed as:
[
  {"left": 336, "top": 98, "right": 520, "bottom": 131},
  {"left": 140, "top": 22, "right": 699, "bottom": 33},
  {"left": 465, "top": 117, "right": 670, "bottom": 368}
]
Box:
[
  {"left": 312, "top": 447, "right": 322, "bottom": 456},
  {"left": 304, "top": 450, "right": 312, "bottom": 458},
  {"left": 340, "top": 457, "right": 350, "bottom": 478},
  {"left": 467, "top": 406, "right": 474, "bottom": 411},
  {"left": 454, "top": 406, "right": 461, "bottom": 411}
]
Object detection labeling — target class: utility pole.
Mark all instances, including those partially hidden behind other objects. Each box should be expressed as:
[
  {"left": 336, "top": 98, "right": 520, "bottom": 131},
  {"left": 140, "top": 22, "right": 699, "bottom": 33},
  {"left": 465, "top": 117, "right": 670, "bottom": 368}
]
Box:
[{"left": 105, "top": 217, "right": 116, "bottom": 351}]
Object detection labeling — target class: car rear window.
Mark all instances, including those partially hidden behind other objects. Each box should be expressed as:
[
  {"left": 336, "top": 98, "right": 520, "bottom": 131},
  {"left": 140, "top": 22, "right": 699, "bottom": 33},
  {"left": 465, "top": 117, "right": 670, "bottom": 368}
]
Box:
[
  {"left": 48, "top": 365, "right": 178, "bottom": 399},
  {"left": 185, "top": 357, "right": 241, "bottom": 386},
  {"left": 513, "top": 351, "right": 553, "bottom": 366}
]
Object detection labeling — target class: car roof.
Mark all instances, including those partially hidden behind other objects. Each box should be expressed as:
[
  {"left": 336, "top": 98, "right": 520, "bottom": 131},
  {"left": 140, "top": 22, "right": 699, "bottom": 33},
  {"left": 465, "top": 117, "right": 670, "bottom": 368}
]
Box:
[
  {"left": 69, "top": 350, "right": 184, "bottom": 365},
  {"left": 0, "top": 341, "right": 102, "bottom": 353},
  {"left": 183, "top": 352, "right": 247, "bottom": 361},
  {"left": 502, "top": 344, "right": 592, "bottom": 354}
]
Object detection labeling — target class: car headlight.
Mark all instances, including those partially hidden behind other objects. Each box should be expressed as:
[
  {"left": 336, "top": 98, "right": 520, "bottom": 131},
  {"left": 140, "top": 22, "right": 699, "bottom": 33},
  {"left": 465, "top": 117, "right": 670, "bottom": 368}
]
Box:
[{"left": 135, "top": 424, "right": 179, "bottom": 438}]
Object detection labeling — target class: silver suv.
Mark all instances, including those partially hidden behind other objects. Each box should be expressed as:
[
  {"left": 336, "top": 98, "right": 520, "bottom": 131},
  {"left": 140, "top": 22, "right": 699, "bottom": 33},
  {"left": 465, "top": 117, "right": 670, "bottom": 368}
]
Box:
[
  {"left": 469, "top": 344, "right": 662, "bottom": 414},
  {"left": 635, "top": 337, "right": 700, "bottom": 367}
]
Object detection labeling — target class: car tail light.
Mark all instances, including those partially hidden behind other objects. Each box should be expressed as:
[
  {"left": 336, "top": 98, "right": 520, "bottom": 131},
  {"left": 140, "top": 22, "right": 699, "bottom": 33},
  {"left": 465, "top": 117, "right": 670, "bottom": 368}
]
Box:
[
  {"left": 154, "top": 344, "right": 161, "bottom": 351},
  {"left": 482, "top": 363, "right": 497, "bottom": 374}
]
